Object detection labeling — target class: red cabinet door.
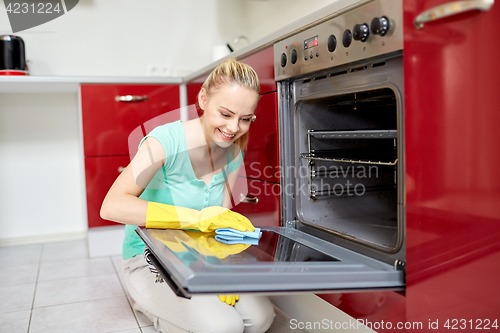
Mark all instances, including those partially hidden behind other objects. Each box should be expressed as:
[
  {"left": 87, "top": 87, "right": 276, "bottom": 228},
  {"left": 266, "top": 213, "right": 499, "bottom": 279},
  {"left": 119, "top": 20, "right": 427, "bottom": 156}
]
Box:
[
  {"left": 231, "top": 177, "right": 280, "bottom": 228},
  {"left": 240, "top": 47, "right": 277, "bottom": 94},
  {"left": 404, "top": 0, "right": 500, "bottom": 326},
  {"left": 84, "top": 155, "right": 131, "bottom": 228},
  {"left": 81, "top": 84, "right": 180, "bottom": 157},
  {"left": 244, "top": 92, "right": 279, "bottom": 183}
]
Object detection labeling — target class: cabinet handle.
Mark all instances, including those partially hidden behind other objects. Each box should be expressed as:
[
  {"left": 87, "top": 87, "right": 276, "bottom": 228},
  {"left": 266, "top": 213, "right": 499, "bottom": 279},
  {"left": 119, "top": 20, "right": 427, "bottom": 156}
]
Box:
[
  {"left": 239, "top": 194, "right": 259, "bottom": 204},
  {"left": 414, "top": 0, "right": 494, "bottom": 29},
  {"left": 115, "top": 95, "right": 149, "bottom": 102}
]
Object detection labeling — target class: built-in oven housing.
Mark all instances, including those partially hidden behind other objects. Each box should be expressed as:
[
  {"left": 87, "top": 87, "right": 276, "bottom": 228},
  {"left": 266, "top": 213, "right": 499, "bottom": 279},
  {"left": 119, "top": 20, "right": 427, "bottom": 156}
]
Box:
[
  {"left": 275, "top": 0, "right": 404, "bottom": 266},
  {"left": 278, "top": 53, "right": 404, "bottom": 266}
]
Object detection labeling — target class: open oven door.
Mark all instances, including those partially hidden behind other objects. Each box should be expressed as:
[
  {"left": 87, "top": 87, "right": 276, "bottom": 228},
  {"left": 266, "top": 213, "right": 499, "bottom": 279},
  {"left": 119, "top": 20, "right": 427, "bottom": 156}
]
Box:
[{"left": 135, "top": 226, "right": 404, "bottom": 299}]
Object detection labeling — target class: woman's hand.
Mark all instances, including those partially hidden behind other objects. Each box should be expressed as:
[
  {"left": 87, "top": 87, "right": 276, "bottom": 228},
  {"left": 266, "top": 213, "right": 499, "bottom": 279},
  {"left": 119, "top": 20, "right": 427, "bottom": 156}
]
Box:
[
  {"left": 146, "top": 203, "right": 255, "bottom": 232},
  {"left": 218, "top": 294, "right": 239, "bottom": 306}
]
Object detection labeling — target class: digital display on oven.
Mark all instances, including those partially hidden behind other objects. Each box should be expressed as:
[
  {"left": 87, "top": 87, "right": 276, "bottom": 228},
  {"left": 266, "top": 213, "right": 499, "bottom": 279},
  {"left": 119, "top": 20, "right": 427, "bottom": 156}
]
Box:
[{"left": 304, "top": 35, "right": 318, "bottom": 50}]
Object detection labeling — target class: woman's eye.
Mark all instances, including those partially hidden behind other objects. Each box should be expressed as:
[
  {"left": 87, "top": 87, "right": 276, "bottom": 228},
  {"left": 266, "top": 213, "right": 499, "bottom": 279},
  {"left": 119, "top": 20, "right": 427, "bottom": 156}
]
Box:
[
  {"left": 242, "top": 118, "right": 251, "bottom": 122},
  {"left": 221, "top": 113, "right": 230, "bottom": 118}
]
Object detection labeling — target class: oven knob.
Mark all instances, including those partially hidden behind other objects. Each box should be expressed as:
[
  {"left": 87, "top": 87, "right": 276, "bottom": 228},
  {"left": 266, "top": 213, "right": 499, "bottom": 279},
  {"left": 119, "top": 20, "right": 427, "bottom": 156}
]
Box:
[
  {"left": 291, "top": 49, "right": 298, "bottom": 64},
  {"left": 280, "top": 53, "right": 287, "bottom": 67},
  {"left": 371, "top": 16, "right": 390, "bottom": 36},
  {"left": 353, "top": 24, "right": 369, "bottom": 42},
  {"left": 342, "top": 30, "right": 352, "bottom": 48},
  {"left": 327, "top": 35, "right": 337, "bottom": 52}
]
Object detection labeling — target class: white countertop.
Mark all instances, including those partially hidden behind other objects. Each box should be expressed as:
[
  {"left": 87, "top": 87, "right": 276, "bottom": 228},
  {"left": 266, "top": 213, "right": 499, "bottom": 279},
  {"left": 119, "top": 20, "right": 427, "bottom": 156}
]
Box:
[
  {"left": 0, "top": 75, "right": 183, "bottom": 94},
  {"left": 0, "top": 0, "right": 366, "bottom": 94}
]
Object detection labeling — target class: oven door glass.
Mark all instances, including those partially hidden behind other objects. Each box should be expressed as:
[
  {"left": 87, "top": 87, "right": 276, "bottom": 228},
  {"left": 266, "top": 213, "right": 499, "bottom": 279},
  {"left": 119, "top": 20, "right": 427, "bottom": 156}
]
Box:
[{"left": 136, "top": 226, "right": 404, "bottom": 298}]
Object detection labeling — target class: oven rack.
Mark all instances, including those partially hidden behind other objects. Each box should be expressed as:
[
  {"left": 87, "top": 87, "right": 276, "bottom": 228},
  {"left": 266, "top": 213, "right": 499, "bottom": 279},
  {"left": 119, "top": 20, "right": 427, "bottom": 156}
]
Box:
[
  {"left": 303, "top": 130, "right": 398, "bottom": 166},
  {"left": 310, "top": 185, "right": 396, "bottom": 198},
  {"left": 300, "top": 152, "right": 398, "bottom": 166},
  {"left": 307, "top": 130, "right": 397, "bottom": 140}
]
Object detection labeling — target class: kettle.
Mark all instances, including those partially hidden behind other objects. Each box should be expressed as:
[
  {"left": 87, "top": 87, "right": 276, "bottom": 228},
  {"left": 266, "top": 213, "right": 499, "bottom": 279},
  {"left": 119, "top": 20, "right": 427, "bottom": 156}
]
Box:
[{"left": 0, "top": 35, "right": 27, "bottom": 75}]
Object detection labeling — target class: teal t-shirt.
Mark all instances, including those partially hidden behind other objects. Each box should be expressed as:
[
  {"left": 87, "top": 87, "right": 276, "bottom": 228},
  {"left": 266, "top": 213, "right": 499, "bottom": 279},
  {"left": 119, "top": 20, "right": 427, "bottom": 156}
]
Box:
[{"left": 122, "top": 120, "right": 243, "bottom": 259}]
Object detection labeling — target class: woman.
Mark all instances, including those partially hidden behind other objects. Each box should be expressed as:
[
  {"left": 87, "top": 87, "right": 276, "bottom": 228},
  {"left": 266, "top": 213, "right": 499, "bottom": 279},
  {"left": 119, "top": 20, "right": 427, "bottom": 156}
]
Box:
[{"left": 100, "top": 59, "right": 275, "bottom": 333}]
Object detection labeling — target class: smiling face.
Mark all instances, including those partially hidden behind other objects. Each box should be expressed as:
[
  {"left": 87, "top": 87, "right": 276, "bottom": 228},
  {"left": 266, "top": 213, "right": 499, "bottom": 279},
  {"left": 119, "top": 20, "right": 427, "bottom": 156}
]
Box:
[{"left": 198, "top": 83, "right": 259, "bottom": 149}]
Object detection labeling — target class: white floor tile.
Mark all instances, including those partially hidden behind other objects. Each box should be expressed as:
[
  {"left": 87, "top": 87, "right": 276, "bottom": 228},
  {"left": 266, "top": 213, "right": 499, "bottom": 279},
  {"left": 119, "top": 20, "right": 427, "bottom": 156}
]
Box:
[
  {"left": 0, "top": 283, "right": 36, "bottom": 314},
  {"left": 140, "top": 327, "right": 159, "bottom": 333},
  {"left": 34, "top": 273, "right": 124, "bottom": 308},
  {"left": 111, "top": 256, "right": 139, "bottom": 308},
  {"left": 0, "top": 263, "right": 39, "bottom": 287},
  {"left": 30, "top": 296, "right": 139, "bottom": 333},
  {"left": 41, "top": 239, "right": 88, "bottom": 263},
  {"left": 0, "top": 310, "right": 31, "bottom": 333},
  {"left": 38, "top": 257, "right": 115, "bottom": 282},
  {"left": 0, "top": 243, "right": 42, "bottom": 267},
  {"left": 107, "top": 329, "right": 142, "bottom": 333}
]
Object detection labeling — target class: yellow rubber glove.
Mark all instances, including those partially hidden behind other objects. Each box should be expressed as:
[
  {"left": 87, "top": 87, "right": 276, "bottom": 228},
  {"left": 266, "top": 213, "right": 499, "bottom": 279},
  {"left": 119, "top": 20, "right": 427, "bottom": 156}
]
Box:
[
  {"left": 219, "top": 294, "right": 239, "bottom": 306},
  {"left": 149, "top": 229, "right": 251, "bottom": 259},
  {"left": 146, "top": 202, "right": 255, "bottom": 232}
]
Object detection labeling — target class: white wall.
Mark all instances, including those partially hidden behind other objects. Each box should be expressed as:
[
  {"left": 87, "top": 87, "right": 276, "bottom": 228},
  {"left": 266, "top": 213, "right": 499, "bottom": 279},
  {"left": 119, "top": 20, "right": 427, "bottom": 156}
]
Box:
[
  {"left": 243, "top": 0, "right": 339, "bottom": 44},
  {"left": 0, "top": 0, "right": 249, "bottom": 77},
  {"left": 0, "top": 0, "right": 338, "bottom": 77},
  {"left": 0, "top": 93, "right": 87, "bottom": 243}
]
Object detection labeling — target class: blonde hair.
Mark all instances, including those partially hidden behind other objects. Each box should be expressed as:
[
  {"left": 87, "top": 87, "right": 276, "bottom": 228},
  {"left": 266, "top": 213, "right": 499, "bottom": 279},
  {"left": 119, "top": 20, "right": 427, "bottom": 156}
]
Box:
[{"left": 197, "top": 59, "right": 260, "bottom": 151}]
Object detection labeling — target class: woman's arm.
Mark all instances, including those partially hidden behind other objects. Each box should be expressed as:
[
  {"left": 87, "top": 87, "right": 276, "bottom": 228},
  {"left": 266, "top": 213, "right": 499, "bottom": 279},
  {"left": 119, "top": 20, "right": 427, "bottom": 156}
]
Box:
[
  {"left": 222, "top": 163, "right": 244, "bottom": 209},
  {"left": 100, "top": 137, "right": 166, "bottom": 226}
]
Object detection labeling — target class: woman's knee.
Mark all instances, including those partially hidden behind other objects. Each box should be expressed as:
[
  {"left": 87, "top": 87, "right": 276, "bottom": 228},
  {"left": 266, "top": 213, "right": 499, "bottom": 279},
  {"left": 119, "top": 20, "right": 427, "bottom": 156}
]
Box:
[
  {"left": 240, "top": 296, "right": 275, "bottom": 333},
  {"left": 207, "top": 314, "right": 244, "bottom": 333},
  {"left": 250, "top": 308, "right": 275, "bottom": 332}
]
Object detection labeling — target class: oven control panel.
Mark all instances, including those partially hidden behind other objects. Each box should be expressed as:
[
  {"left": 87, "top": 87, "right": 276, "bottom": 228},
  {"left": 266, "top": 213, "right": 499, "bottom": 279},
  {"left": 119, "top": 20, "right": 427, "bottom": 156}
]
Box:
[{"left": 274, "top": 0, "right": 403, "bottom": 81}]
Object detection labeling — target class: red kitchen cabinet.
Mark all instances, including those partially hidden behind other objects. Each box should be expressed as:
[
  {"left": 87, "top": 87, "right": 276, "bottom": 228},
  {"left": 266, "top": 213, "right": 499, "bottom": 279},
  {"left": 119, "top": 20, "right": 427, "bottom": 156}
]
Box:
[
  {"left": 244, "top": 92, "right": 279, "bottom": 183},
  {"left": 239, "top": 47, "right": 277, "bottom": 94},
  {"left": 81, "top": 84, "right": 180, "bottom": 157},
  {"left": 231, "top": 178, "right": 280, "bottom": 228},
  {"left": 81, "top": 84, "right": 180, "bottom": 228},
  {"left": 84, "top": 156, "right": 131, "bottom": 228},
  {"left": 404, "top": 0, "right": 500, "bottom": 328}
]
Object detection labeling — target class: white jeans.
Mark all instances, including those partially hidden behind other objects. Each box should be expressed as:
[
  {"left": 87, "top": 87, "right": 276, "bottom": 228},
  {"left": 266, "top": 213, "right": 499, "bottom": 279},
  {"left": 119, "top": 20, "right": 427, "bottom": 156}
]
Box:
[{"left": 122, "top": 255, "right": 275, "bottom": 333}]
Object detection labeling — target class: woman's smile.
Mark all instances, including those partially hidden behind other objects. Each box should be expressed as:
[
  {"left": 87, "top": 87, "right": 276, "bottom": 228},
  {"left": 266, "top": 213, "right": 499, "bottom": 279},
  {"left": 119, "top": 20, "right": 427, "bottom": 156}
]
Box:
[{"left": 218, "top": 128, "right": 236, "bottom": 141}]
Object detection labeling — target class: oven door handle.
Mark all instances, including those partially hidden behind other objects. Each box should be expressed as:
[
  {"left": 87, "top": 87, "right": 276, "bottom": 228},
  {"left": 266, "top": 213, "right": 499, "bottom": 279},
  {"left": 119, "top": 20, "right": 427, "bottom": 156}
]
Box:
[{"left": 414, "top": 0, "right": 494, "bottom": 29}]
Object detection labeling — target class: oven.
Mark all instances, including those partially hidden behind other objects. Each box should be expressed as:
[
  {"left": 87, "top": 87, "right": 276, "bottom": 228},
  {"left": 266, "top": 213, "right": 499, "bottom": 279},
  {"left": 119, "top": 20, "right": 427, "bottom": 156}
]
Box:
[{"left": 136, "top": 0, "right": 405, "bottom": 298}]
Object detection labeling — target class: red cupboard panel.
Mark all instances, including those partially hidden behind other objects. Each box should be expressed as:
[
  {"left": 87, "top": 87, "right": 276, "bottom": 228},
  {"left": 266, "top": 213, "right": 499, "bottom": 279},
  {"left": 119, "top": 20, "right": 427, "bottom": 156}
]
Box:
[
  {"left": 81, "top": 84, "right": 180, "bottom": 157},
  {"left": 84, "top": 155, "right": 131, "bottom": 228},
  {"left": 404, "top": 0, "right": 500, "bottom": 327},
  {"left": 239, "top": 47, "right": 277, "bottom": 94},
  {"left": 244, "top": 92, "right": 279, "bottom": 183},
  {"left": 231, "top": 178, "right": 280, "bottom": 228}
]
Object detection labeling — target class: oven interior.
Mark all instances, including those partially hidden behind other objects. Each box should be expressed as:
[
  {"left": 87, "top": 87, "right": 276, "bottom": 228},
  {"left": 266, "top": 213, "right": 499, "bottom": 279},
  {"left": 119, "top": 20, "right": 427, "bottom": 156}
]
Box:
[{"left": 283, "top": 55, "right": 405, "bottom": 261}]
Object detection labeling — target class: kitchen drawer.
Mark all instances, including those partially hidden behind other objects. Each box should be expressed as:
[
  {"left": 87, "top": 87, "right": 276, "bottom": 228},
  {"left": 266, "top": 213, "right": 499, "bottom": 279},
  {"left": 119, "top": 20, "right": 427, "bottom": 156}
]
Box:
[
  {"left": 244, "top": 92, "right": 279, "bottom": 182},
  {"left": 84, "top": 155, "right": 130, "bottom": 228},
  {"left": 231, "top": 177, "right": 280, "bottom": 228},
  {"left": 81, "top": 84, "right": 180, "bottom": 157}
]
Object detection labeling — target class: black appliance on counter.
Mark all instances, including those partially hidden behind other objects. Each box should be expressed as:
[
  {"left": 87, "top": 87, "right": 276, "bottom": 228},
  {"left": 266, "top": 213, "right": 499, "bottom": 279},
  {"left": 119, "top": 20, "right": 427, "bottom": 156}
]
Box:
[{"left": 0, "top": 35, "right": 27, "bottom": 75}]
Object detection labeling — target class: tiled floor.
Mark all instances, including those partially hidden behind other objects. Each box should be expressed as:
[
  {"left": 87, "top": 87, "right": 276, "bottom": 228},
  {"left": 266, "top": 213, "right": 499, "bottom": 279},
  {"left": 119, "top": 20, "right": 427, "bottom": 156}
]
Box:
[{"left": 0, "top": 240, "right": 301, "bottom": 333}]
